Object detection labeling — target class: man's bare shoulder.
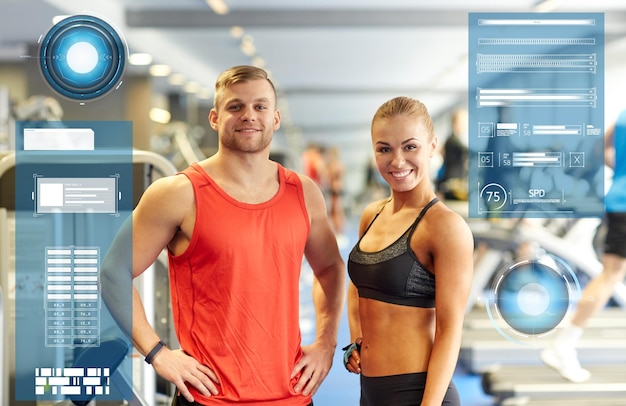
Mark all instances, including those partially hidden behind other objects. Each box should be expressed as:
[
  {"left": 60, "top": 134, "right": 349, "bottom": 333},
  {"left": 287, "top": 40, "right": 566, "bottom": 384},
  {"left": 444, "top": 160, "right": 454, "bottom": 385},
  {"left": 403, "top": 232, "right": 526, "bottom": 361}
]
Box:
[
  {"left": 295, "top": 171, "right": 318, "bottom": 189},
  {"left": 295, "top": 172, "right": 325, "bottom": 201},
  {"left": 139, "top": 173, "right": 194, "bottom": 211}
]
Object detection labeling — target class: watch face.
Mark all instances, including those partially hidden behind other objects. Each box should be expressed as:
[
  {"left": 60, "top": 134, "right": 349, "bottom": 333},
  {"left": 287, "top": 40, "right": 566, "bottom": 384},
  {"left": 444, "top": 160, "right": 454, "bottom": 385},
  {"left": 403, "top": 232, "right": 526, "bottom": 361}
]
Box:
[{"left": 39, "top": 14, "right": 127, "bottom": 102}]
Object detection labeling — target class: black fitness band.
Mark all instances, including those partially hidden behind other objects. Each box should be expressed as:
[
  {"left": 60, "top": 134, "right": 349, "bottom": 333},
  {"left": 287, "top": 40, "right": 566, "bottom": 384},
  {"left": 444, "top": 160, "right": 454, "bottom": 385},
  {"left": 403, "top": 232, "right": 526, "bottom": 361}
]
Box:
[
  {"left": 145, "top": 340, "right": 166, "bottom": 364},
  {"left": 342, "top": 342, "right": 361, "bottom": 370}
]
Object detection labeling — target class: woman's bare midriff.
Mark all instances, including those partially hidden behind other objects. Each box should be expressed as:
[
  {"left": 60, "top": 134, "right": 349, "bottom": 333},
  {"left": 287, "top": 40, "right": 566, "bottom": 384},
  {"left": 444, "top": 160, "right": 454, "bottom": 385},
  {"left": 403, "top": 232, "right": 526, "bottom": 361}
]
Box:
[{"left": 358, "top": 297, "right": 435, "bottom": 377}]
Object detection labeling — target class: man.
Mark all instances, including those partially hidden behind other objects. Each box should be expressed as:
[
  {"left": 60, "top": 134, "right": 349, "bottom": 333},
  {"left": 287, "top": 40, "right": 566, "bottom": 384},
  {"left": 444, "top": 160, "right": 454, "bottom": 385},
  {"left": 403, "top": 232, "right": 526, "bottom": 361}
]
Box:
[{"left": 103, "top": 65, "right": 345, "bottom": 405}]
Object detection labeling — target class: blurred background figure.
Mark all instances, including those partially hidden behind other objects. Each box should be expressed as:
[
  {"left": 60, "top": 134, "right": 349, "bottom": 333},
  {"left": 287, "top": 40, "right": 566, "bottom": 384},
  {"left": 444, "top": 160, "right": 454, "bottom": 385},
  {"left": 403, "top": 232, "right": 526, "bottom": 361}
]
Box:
[
  {"left": 541, "top": 110, "right": 626, "bottom": 383},
  {"left": 436, "top": 108, "right": 469, "bottom": 201},
  {"left": 326, "top": 145, "right": 347, "bottom": 246},
  {"left": 302, "top": 142, "right": 327, "bottom": 187}
]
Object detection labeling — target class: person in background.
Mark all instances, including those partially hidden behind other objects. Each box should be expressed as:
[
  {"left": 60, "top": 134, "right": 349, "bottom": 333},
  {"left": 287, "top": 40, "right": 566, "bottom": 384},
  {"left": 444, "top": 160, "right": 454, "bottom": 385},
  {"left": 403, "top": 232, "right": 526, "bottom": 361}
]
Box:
[
  {"left": 343, "top": 97, "right": 474, "bottom": 405},
  {"left": 326, "top": 145, "right": 346, "bottom": 236},
  {"left": 541, "top": 110, "right": 626, "bottom": 383},
  {"left": 102, "top": 65, "right": 346, "bottom": 405},
  {"left": 436, "top": 108, "right": 469, "bottom": 201},
  {"left": 302, "top": 142, "right": 327, "bottom": 188}
]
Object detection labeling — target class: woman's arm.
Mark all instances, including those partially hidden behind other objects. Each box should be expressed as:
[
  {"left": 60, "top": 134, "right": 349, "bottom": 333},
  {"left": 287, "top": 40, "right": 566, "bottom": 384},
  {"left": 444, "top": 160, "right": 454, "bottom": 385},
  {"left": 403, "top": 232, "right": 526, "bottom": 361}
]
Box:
[{"left": 422, "top": 209, "right": 474, "bottom": 406}]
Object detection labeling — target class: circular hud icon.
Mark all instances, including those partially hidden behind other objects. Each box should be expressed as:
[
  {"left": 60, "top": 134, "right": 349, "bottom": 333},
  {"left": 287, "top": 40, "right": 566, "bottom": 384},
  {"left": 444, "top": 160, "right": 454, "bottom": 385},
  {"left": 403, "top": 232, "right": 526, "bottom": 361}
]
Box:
[
  {"left": 486, "top": 254, "right": 581, "bottom": 345},
  {"left": 39, "top": 15, "right": 127, "bottom": 101}
]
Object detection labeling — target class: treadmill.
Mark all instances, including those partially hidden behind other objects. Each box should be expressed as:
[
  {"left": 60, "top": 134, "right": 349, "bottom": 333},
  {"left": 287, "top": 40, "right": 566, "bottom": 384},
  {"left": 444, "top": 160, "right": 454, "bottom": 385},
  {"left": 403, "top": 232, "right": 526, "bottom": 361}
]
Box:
[
  {"left": 483, "top": 364, "right": 626, "bottom": 405},
  {"left": 501, "top": 395, "right": 626, "bottom": 406},
  {"left": 465, "top": 306, "right": 626, "bottom": 405},
  {"left": 460, "top": 306, "right": 626, "bottom": 373}
]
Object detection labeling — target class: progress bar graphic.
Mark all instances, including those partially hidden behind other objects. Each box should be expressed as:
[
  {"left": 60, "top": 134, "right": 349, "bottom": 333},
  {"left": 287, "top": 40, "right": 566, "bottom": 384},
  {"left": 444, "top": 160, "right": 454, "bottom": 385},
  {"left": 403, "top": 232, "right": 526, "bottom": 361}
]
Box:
[
  {"left": 477, "top": 53, "right": 596, "bottom": 74},
  {"left": 477, "top": 88, "right": 597, "bottom": 108},
  {"left": 512, "top": 152, "right": 562, "bottom": 167},
  {"left": 532, "top": 125, "right": 581, "bottom": 135},
  {"left": 477, "top": 37, "right": 596, "bottom": 46}
]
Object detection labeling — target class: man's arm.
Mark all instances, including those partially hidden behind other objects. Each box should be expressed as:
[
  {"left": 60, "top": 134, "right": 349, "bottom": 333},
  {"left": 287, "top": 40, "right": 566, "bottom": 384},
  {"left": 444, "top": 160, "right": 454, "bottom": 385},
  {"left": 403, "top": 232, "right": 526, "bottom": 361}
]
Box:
[
  {"left": 291, "top": 175, "right": 346, "bottom": 396},
  {"left": 101, "top": 175, "right": 219, "bottom": 402}
]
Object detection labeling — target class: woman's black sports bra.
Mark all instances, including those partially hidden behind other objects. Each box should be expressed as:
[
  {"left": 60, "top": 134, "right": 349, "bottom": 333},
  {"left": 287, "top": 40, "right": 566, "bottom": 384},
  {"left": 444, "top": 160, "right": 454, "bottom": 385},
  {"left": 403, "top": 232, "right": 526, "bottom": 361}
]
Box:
[{"left": 347, "top": 197, "right": 438, "bottom": 308}]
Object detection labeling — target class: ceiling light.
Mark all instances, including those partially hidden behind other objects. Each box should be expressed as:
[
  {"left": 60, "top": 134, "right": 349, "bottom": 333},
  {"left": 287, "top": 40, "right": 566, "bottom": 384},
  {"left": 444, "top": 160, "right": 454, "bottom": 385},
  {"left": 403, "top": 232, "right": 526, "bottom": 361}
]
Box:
[
  {"left": 129, "top": 53, "right": 153, "bottom": 66},
  {"left": 184, "top": 81, "right": 200, "bottom": 93},
  {"left": 149, "top": 108, "right": 171, "bottom": 124},
  {"left": 240, "top": 35, "right": 256, "bottom": 57},
  {"left": 230, "top": 26, "right": 244, "bottom": 39},
  {"left": 534, "top": 0, "right": 563, "bottom": 12},
  {"left": 251, "top": 57, "right": 265, "bottom": 68},
  {"left": 149, "top": 64, "right": 172, "bottom": 77},
  {"left": 206, "top": 0, "right": 229, "bottom": 15},
  {"left": 198, "top": 88, "right": 212, "bottom": 99},
  {"left": 168, "top": 73, "right": 186, "bottom": 86}
]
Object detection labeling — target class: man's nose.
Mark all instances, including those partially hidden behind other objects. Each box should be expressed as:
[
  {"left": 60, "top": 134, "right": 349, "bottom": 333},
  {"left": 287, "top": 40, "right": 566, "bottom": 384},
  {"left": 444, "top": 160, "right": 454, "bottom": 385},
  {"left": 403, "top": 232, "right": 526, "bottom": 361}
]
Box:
[{"left": 240, "top": 105, "right": 256, "bottom": 121}]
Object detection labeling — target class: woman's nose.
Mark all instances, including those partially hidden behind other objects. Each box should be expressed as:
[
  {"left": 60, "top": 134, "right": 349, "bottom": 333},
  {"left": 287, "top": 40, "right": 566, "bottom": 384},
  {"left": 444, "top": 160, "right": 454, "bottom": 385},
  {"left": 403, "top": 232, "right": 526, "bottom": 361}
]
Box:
[{"left": 391, "top": 151, "right": 405, "bottom": 166}]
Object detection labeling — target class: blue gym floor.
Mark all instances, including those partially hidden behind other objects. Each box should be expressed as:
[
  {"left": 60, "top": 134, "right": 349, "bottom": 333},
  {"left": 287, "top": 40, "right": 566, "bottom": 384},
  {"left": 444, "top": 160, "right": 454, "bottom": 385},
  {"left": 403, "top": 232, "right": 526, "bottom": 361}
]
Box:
[{"left": 300, "top": 217, "right": 495, "bottom": 406}]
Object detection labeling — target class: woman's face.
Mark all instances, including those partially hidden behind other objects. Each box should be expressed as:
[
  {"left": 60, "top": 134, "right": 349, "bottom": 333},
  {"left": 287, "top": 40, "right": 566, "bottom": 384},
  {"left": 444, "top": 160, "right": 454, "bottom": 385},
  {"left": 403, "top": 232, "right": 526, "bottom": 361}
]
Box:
[{"left": 371, "top": 114, "right": 437, "bottom": 193}]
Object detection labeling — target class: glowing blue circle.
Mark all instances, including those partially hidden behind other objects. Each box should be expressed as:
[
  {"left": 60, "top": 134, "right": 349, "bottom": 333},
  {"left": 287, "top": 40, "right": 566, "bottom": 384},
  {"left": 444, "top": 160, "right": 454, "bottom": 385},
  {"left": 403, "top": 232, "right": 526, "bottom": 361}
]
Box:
[
  {"left": 486, "top": 255, "right": 581, "bottom": 345},
  {"left": 517, "top": 282, "right": 550, "bottom": 316},
  {"left": 67, "top": 42, "right": 99, "bottom": 73},
  {"left": 39, "top": 15, "right": 126, "bottom": 101}
]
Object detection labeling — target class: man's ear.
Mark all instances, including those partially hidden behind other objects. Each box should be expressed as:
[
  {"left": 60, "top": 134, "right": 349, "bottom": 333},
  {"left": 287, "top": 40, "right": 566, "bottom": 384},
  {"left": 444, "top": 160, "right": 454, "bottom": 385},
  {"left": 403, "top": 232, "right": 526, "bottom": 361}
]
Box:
[
  {"left": 209, "top": 108, "right": 218, "bottom": 130},
  {"left": 274, "top": 109, "right": 281, "bottom": 131}
]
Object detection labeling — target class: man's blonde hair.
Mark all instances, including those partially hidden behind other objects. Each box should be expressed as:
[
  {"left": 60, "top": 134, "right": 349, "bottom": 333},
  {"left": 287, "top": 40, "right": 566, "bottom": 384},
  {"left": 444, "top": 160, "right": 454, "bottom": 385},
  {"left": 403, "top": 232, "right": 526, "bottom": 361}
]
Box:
[{"left": 213, "top": 65, "right": 277, "bottom": 108}]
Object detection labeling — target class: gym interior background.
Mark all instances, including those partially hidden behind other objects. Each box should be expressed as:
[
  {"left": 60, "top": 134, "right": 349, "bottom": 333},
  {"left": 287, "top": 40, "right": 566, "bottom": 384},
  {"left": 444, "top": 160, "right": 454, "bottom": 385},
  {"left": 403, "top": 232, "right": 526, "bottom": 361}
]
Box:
[{"left": 1, "top": 0, "right": 626, "bottom": 405}]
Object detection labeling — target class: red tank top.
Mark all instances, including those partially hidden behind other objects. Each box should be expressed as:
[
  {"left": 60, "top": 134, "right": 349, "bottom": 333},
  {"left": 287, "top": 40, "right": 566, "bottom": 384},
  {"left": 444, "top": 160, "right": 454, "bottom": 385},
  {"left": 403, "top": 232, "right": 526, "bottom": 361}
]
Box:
[{"left": 168, "top": 162, "right": 312, "bottom": 405}]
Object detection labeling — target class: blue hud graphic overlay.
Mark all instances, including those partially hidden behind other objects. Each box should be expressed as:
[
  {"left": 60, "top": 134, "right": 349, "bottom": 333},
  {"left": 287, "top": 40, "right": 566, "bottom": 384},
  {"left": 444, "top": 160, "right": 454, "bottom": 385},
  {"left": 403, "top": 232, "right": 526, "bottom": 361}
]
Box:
[
  {"left": 486, "top": 254, "right": 581, "bottom": 345},
  {"left": 14, "top": 121, "right": 133, "bottom": 402},
  {"left": 39, "top": 15, "right": 127, "bottom": 102},
  {"left": 468, "top": 13, "right": 604, "bottom": 218}
]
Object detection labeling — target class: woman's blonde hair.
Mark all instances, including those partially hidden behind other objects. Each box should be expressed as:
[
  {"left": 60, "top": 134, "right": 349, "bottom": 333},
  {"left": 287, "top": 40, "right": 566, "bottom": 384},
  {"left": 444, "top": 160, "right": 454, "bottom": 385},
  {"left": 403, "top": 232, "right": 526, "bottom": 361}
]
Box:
[{"left": 372, "top": 96, "right": 434, "bottom": 138}]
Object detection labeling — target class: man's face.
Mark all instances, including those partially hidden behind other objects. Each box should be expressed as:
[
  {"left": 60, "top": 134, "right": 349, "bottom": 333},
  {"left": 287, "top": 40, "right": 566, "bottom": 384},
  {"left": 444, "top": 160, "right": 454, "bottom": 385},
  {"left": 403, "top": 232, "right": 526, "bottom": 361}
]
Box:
[{"left": 209, "top": 79, "right": 281, "bottom": 154}]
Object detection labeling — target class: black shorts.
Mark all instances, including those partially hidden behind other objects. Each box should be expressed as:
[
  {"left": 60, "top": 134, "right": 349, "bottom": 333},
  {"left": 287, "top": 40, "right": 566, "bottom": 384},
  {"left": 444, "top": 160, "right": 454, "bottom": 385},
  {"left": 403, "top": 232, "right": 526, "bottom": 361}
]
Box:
[
  {"left": 360, "top": 372, "right": 460, "bottom": 406},
  {"left": 604, "top": 212, "right": 626, "bottom": 258}
]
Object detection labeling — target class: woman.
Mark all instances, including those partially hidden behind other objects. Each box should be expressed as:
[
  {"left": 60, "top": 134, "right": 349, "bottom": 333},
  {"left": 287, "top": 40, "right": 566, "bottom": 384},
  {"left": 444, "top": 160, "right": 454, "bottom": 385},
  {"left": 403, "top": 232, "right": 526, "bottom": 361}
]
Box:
[{"left": 344, "top": 97, "right": 474, "bottom": 405}]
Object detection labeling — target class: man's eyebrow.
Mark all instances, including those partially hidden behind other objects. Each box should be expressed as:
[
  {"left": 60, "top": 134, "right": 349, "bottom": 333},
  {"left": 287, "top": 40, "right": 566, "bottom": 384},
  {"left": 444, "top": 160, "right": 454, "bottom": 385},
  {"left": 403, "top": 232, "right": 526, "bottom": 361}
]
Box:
[{"left": 224, "top": 97, "right": 271, "bottom": 104}]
